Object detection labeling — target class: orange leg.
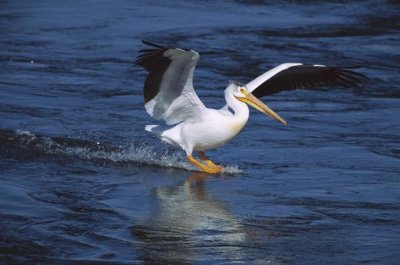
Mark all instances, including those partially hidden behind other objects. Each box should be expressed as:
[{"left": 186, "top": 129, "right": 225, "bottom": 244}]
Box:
[
  {"left": 187, "top": 155, "right": 222, "bottom": 174},
  {"left": 199, "top": 151, "right": 224, "bottom": 171}
]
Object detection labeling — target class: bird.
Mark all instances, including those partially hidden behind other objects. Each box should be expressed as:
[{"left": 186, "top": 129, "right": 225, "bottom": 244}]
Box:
[{"left": 135, "top": 40, "right": 365, "bottom": 174}]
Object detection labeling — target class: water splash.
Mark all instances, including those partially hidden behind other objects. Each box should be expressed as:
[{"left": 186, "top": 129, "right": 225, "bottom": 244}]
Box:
[{"left": 6, "top": 130, "right": 242, "bottom": 174}]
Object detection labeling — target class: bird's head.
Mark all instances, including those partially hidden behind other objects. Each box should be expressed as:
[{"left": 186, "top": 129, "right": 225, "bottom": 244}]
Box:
[{"left": 228, "top": 81, "right": 286, "bottom": 125}]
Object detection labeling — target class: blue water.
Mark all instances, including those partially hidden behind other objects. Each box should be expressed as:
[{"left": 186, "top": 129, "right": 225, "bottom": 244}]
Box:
[{"left": 1, "top": 0, "right": 399, "bottom": 264}]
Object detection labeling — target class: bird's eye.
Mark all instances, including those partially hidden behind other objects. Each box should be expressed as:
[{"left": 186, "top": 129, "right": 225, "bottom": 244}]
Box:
[{"left": 239, "top": 87, "right": 246, "bottom": 95}]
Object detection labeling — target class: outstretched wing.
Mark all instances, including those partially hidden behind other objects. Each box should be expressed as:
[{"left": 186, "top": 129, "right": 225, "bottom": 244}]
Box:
[
  {"left": 246, "top": 63, "right": 366, "bottom": 98},
  {"left": 136, "top": 40, "right": 206, "bottom": 125}
]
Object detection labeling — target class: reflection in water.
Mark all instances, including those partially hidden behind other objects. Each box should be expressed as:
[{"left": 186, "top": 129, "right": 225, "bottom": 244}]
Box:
[{"left": 132, "top": 172, "right": 246, "bottom": 264}]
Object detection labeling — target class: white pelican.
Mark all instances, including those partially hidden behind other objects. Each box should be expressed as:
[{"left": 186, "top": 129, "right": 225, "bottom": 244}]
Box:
[{"left": 136, "top": 40, "right": 365, "bottom": 173}]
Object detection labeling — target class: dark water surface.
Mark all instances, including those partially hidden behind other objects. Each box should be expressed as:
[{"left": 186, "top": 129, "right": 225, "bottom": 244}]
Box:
[{"left": 1, "top": 0, "right": 399, "bottom": 264}]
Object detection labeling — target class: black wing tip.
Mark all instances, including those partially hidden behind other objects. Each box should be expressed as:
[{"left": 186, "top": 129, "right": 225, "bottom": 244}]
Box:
[
  {"left": 296, "top": 64, "right": 368, "bottom": 87},
  {"left": 141, "top": 40, "right": 167, "bottom": 50},
  {"left": 337, "top": 66, "right": 367, "bottom": 77},
  {"left": 335, "top": 67, "right": 368, "bottom": 88},
  {"left": 135, "top": 40, "right": 169, "bottom": 67}
]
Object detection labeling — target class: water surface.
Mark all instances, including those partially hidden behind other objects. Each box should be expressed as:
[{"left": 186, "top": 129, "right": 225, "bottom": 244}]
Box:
[{"left": 1, "top": 0, "right": 399, "bottom": 264}]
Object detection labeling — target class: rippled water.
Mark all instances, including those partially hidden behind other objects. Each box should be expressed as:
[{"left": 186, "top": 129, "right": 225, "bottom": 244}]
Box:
[{"left": 1, "top": 0, "right": 399, "bottom": 264}]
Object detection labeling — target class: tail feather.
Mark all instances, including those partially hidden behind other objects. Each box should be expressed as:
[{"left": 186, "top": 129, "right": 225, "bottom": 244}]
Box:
[
  {"left": 145, "top": 124, "right": 169, "bottom": 138},
  {"left": 145, "top": 125, "right": 159, "bottom": 133},
  {"left": 145, "top": 124, "right": 182, "bottom": 149}
]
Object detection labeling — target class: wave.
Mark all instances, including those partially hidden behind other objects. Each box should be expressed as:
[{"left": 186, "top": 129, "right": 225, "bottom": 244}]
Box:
[{"left": 0, "top": 129, "right": 242, "bottom": 174}]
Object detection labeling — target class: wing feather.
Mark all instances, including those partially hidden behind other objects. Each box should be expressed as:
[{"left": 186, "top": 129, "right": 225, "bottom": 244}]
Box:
[
  {"left": 246, "top": 63, "right": 366, "bottom": 98},
  {"left": 136, "top": 41, "right": 206, "bottom": 125}
]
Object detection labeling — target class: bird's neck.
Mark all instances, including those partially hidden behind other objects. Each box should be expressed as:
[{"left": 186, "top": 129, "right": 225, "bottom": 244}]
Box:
[{"left": 225, "top": 93, "right": 249, "bottom": 121}]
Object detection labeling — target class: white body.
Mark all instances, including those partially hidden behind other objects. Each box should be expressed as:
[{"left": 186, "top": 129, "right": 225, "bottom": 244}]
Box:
[{"left": 146, "top": 84, "right": 250, "bottom": 155}]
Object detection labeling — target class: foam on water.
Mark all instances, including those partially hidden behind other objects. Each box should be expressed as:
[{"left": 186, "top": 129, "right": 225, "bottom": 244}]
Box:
[{"left": 12, "top": 130, "right": 242, "bottom": 174}]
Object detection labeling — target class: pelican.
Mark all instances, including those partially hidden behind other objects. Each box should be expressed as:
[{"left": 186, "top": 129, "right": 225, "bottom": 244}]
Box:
[{"left": 135, "top": 40, "right": 365, "bottom": 173}]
